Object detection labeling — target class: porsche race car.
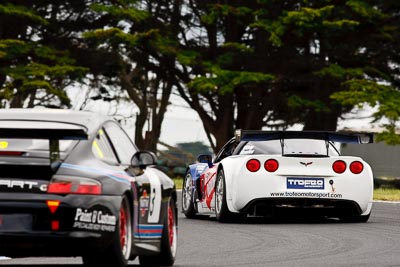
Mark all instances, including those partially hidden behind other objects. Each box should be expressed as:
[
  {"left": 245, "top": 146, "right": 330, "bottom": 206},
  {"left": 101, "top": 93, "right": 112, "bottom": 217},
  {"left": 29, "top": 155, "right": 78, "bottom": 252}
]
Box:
[
  {"left": 0, "top": 108, "right": 177, "bottom": 267},
  {"left": 182, "top": 130, "right": 374, "bottom": 223}
]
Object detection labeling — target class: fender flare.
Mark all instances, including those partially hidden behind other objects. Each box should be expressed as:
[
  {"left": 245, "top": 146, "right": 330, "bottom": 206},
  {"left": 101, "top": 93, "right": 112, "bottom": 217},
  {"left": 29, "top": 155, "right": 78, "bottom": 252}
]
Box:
[{"left": 216, "top": 160, "right": 241, "bottom": 213}]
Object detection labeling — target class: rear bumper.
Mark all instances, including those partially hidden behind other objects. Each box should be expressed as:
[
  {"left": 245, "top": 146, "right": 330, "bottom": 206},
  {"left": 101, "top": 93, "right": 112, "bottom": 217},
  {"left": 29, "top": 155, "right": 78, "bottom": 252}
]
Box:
[
  {"left": 240, "top": 197, "right": 364, "bottom": 218},
  {"left": 0, "top": 193, "right": 121, "bottom": 257},
  {"left": 0, "top": 231, "right": 110, "bottom": 257},
  {"left": 228, "top": 174, "right": 373, "bottom": 214}
]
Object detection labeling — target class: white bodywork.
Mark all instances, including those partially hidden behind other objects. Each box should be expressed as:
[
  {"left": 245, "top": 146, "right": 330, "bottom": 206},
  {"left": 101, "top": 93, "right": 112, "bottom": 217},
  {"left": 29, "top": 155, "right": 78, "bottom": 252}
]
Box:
[{"left": 220, "top": 154, "right": 373, "bottom": 215}]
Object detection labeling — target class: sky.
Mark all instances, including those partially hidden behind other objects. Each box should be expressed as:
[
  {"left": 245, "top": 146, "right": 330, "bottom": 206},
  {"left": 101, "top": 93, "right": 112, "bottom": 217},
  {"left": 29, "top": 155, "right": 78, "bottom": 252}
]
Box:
[{"left": 159, "top": 101, "right": 209, "bottom": 146}]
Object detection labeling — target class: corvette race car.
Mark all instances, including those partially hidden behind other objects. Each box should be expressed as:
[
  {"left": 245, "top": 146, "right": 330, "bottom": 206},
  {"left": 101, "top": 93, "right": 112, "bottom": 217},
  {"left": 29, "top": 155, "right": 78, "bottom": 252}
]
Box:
[
  {"left": 0, "top": 108, "right": 177, "bottom": 267},
  {"left": 182, "top": 130, "right": 374, "bottom": 223}
]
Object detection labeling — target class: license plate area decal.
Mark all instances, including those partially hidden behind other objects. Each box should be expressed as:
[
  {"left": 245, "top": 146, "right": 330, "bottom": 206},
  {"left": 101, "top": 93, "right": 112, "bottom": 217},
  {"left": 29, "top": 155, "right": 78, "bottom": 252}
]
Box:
[{"left": 287, "top": 178, "right": 324, "bottom": 190}]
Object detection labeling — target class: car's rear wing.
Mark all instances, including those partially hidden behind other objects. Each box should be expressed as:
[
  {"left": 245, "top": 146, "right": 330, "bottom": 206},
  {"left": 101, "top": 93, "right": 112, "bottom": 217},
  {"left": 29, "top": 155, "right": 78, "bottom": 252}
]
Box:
[
  {"left": 0, "top": 122, "right": 88, "bottom": 164},
  {"left": 0, "top": 127, "right": 88, "bottom": 140},
  {"left": 235, "top": 129, "right": 374, "bottom": 144}
]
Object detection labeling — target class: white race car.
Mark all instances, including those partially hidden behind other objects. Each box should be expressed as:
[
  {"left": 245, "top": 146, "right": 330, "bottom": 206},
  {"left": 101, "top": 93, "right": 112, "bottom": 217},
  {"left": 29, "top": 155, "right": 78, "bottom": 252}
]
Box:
[{"left": 182, "top": 130, "right": 374, "bottom": 223}]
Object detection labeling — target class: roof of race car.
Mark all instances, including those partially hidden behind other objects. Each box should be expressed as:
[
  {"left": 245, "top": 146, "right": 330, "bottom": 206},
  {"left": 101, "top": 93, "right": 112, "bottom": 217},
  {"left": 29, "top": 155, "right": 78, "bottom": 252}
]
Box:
[
  {"left": 0, "top": 108, "right": 112, "bottom": 136},
  {"left": 235, "top": 129, "right": 374, "bottom": 144}
]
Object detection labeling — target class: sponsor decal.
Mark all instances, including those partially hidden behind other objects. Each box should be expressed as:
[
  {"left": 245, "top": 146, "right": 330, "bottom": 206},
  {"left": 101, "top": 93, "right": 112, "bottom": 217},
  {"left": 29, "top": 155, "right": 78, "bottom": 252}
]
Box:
[
  {"left": 287, "top": 178, "right": 324, "bottom": 190},
  {"left": 300, "top": 161, "right": 313, "bottom": 167},
  {"left": 134, "top": 224, "right": 163, "bottom": 239},
  {"left": 150, "top": 188, "right": 156, "bottom": 216},
  {"left": 146, "top": 169, "right": 162, "bottom": 223},
  {"left": 0, "top": 180, "right": 37, "bottom": 190},
  {"left": 73, "top": 208, "right": 116, "bottom": 232},
  {"left": 140, "top": 190, "right": 150, "bottom": 217},
  {"left": 0, "top": 179, "right": 47, "bottom": 192},
  {"left": 195, "top": 165, "right": 207, "bottom": 173},
  {"left": 240, "top": 145, "right": 255, "bottom": 155},
  {"left": 270, "top": 191, "right": 343, "bottom": 199}
]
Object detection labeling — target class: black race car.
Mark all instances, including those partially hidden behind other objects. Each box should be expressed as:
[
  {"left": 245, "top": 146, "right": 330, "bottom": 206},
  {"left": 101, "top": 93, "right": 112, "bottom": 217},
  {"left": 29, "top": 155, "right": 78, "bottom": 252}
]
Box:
[{"left": 0, "top": 108, "right": 177, "bottom": 267}]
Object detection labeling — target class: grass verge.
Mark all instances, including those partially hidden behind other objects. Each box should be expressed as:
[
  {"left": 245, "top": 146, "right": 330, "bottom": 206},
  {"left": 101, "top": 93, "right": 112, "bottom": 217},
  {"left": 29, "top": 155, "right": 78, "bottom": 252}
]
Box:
[
  {"left": 173, "top": 177, "right": 183, "bottom": 190},
  {"left": 374, "top": 188, "right": 400, "bottom": 201},
  {"left": 172, "top": 178, "right": 400, "bottom": 201}
]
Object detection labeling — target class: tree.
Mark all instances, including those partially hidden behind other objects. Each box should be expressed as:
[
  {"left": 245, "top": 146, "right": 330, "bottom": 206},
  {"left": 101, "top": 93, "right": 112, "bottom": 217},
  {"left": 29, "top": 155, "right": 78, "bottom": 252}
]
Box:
[
  {"left": 0, "top": 2, "right": 87, "bottom": 108},
  {"left": 172, "top": 0, "right": 400, "bottom": 152},
  {"left": 175, "top": 1, "right": 276, "bottom": 152},
  {"left": 330, "top": 0, "right": 400, "bottom": 144},
  {"left": 84, "top": 0, "right": 180, "bottom": 151}
]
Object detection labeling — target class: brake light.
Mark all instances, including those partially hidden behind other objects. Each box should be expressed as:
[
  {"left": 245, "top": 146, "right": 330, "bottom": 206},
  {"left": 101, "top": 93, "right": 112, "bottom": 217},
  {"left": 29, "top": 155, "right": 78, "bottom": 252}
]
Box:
[
  {"left": 48, "top": 178, "right": 101, "bottom": 195},
  {"left": 264, "top": 159, "right": 279, "bottom": 172},
  {"left": 0, "top": 151, "right": 24, "bottom": 156},
  {"left": 332, "top": 160, "right": 346, "bottom": 173},
  {"left": 246, "top": 159, "right": 261, "bottom": 172},
  {"left": 350, "top": 161, "right": 364, "bottom": 174}
]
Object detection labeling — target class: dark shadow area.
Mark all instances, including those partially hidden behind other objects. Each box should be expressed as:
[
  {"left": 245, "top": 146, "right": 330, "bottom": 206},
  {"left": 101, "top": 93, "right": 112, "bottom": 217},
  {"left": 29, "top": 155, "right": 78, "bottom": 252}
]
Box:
[
  {"left": 182, "top": 213, "right": 352, "bottom": 225},
  {"left": 0, "top": 263, "right": 143, "bottom": 266},
  {"left": 181, "top": 214, "right": 216, "bottom": 221}
]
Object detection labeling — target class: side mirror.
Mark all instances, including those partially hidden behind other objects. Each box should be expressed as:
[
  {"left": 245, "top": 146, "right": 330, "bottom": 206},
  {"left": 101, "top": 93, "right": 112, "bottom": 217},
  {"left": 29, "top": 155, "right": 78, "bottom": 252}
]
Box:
[
  {"left": 197, "top": 154, "right": 213, "bottom": 167},
  {"left": 131, "top": 151, "right": 157, "bottom": 168}
]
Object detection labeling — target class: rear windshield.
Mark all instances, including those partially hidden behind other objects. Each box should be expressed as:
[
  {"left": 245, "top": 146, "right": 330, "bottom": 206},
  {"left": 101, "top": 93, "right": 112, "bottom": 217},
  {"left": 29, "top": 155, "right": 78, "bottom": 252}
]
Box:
[
  {"left": 236, "top": 139, "right": 340, "bottom": 156},
  {"left": 0, "top": 120, "right": 85, "bottom": 160},
  {"left": 0, "top": 139, "right": 78, "bottom": 159}
]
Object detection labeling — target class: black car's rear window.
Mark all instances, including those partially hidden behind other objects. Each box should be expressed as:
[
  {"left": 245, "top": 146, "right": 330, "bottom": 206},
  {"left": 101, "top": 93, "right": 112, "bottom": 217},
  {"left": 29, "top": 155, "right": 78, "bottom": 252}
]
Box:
[
  {"left": 0, "top": 139, "right": 78, "bottom": 159},
  {"left": 0, "top": 120, "right": 84, "bottom": 160}
]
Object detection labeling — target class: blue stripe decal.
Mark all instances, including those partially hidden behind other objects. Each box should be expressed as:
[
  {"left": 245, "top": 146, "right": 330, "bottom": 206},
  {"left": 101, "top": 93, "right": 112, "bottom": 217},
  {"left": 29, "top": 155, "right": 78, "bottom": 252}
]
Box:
[
  {"left": 137, "top": 225, "right": 163, "bottom": 230},
  {"left": 60, "top": 163, "right": 131, "bottom": 184},
  {"left": 134, "top": 224, "right": 163, "bottom": 239}
]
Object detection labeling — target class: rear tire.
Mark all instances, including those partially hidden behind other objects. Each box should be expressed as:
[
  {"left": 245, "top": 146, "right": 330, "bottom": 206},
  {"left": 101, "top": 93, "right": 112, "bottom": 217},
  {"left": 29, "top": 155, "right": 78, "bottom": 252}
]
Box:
[
  {"left": 139, "top": 196, "right": 177, "bottom": 266},
  {"left": 215, "top": 169, "right": 245, "bottom": 223},
  {"left": 182, "top": 171, "right": 197, "bottom": 218},
  {"left": 82, "top": 196, "right": 132, "bottom": 267}
]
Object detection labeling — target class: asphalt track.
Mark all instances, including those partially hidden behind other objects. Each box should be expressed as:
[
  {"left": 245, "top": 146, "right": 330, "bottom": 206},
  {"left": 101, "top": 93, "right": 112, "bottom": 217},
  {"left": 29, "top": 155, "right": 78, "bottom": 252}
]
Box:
[{"left": 1, "top": 198, "right": 400, "bottom": 266}]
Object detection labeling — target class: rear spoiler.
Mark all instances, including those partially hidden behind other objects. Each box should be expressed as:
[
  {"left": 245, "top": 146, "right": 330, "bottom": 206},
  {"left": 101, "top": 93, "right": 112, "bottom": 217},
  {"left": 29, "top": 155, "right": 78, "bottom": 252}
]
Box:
[
  {"left": 0, "top": 128, "right": 88, "bottom": 140},
  {"left": 235, "top": 130, "right": 374, "bottom": 144},
  {"left": 0, "top": 124, "right": 88, "bottom": 164}
]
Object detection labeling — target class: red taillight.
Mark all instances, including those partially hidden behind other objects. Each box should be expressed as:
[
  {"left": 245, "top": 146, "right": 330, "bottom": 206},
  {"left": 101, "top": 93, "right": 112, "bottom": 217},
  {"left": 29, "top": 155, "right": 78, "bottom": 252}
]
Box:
[
  {"left": 332, "top": 160, "right": 346, "bottom": 173},
  {"left": 48, "top": 183, "right": 72, "bottom": 193},
  {"left": 264, "top": 159, "right": 279, "bottom": 172},
  {"left": 350, "top": 161, "right": 364, "bottom": 174},
  {"left": 48, "top": 178, "right": 101, "bottom": 195},
  {"left": 76, "top": 184, "right": 101, "bottom": 194},
  {"left": 246, "top": 159, "right": 261, "bottom": 172},
  {"left": 0, "top": 151, "right": 24, "bottom": 156}
]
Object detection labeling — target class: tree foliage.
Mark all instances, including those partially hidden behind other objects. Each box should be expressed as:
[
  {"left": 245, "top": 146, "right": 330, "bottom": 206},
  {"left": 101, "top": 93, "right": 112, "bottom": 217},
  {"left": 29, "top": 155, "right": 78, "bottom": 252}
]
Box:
[
  {"left": 1, "top": 0, "right": 399, "bottom": 152},
  {"left": 172, "top": 0, "right": 400, "bottom": 151},
  {"left": 84, "top": 0, "right": 180, "bottom": 151},
  {"left": 0, "top": 2, "right": 88, "bottom": 108}
]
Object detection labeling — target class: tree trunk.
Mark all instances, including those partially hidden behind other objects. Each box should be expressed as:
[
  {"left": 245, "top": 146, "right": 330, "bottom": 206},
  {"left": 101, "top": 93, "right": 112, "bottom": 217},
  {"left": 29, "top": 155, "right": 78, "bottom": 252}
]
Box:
[
  {"left": 144, "top": 80, "right": 173, "bottom": 152},
  {"left": 135, "top": 110, "right": 148, "bottom": 150}
]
